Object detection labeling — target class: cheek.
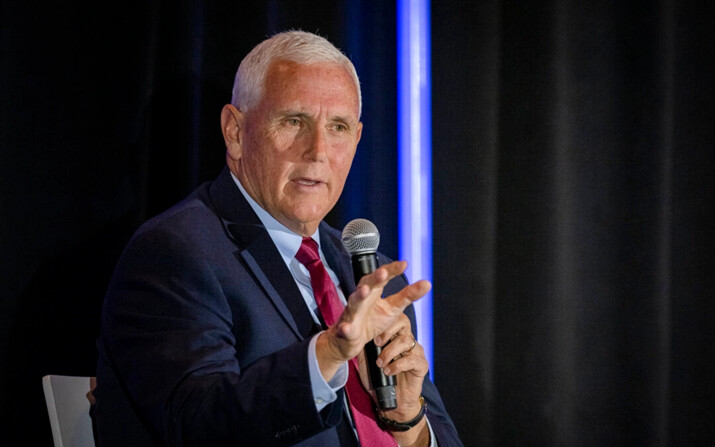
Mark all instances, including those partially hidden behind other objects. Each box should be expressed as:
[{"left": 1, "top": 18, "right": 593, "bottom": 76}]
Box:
[
  {"left": 257, "top": 162, "right": 286, "bottom": 190},
  {"left": 332, "top": 151, "right": 355, "bottom": 178},
  {"left": 273, "top": 131, "right": 297, "bottom": 149}
]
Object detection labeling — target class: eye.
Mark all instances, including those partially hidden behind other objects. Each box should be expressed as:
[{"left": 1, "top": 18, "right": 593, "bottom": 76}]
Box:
[
  {"left": 332, "top": 123, "right": 348, "bottom": 132},
  {"left": 286, "top": 118, "right": 301, "bottom": 127}
]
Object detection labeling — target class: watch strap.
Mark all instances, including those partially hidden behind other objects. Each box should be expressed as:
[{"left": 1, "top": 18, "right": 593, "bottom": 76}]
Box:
[{"left": 376, "top": 396, "right": 426, "bottom": 432}]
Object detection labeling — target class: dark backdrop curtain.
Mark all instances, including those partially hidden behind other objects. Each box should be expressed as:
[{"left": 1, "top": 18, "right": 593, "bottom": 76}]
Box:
[
  {"left": 1, "top": 0, "right": 713, "bottom": 446},
  {"left": 432, "top": 1, "right": 714, "bottom": 446}
]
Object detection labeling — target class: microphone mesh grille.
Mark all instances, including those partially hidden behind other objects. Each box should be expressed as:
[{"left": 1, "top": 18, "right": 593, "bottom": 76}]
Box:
[{"left": 341, "top": 218, "right": 380, "bottom": 255}]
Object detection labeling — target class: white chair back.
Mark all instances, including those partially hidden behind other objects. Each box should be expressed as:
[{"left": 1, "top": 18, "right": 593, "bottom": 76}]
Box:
[{"left": 42, "top": 375, "right": 96, "bottom": 447}]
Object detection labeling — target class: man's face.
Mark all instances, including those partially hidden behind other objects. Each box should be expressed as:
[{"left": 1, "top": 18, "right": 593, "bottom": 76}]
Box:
[{"left": 227, "top": 60, "right": 362, "bottom": 236}]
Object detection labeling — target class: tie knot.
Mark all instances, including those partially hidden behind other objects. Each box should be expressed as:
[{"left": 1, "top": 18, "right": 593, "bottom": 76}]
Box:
[{"left": 295, "top": 237, "right": 320, "bottom": 266}]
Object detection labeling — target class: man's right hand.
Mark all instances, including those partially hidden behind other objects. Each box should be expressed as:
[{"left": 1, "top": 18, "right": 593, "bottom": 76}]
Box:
[{"left": 314, "top": 260, "right": 431, "bottom": 381}]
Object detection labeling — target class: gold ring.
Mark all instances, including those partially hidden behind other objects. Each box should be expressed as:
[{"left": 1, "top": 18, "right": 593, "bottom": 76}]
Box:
[{"left": 407, "top": 336, "right": 416, "bottom": 352}]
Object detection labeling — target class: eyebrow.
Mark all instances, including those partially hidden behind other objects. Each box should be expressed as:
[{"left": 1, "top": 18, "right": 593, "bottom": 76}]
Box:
[
  {"left": 273, "top": 109, "right": 309, "bottom": 120},
  {"left": 275, "top": 109, "right": 357, "bottom": 127}
]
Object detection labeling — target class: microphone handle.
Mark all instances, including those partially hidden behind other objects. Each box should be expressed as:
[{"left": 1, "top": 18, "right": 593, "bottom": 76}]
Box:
[{"left": 351, "top": 253, "right": 398, "bottom": 410}]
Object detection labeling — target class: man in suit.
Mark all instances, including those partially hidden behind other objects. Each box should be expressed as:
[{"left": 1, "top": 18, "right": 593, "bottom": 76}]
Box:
[{"left": 94, "top": 30, "right": 462, "bottom": 446}]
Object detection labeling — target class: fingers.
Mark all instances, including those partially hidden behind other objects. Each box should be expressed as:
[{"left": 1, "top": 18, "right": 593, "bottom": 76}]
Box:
[
  {"left": 385, "top": 278, "right": 432, "bottom": 310},
  {"left": 343, "top": 262, "right": 403, "bottom": 312},
  {"left": 354, "top": 260, "right": 407, "bottom": 290},
  {"left": 349, "top": 260, "right": 431, "bottom": 310},
  {"left": 374, "top": 315, "right": 415, "bottom": 366},
  {"left": 382, "top": 339, "right": 428, "bottom": 377},
  {"left": 375, "top": 331, "right": 415, "bottom": 367},
  {"left": 374, "top": 313, "right": 411, "bottom": 347},
  {"left": 343, "top": 261, "right": 422, "bottom": 320},
  {"left": 339, "top": 260, "right": 431, "bottom": 362}
]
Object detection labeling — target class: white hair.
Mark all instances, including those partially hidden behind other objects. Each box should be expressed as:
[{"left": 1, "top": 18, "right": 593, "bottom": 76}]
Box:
[{"left": 231, "top": 30, "right": 362, "bottom": 117}]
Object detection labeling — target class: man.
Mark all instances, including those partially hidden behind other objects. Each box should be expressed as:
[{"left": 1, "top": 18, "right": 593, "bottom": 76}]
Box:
[{"left": 94, "top": 30, "right": 462, "bottom": 446}]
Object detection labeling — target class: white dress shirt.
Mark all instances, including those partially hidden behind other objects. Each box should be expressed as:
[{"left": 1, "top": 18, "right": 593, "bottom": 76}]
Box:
[{"left": 231, "top": 173, "right": 436, "bottom": 446}]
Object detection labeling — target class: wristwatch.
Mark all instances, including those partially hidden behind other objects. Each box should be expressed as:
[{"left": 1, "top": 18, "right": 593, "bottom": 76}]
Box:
[{"left": 376, "top": 396, "right": 426, "bottom": 432}]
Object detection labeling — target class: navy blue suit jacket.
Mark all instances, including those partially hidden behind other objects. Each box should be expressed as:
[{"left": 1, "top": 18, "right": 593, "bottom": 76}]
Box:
[{"left": 94, "top": 167, "right": 462, "bottom": 446}]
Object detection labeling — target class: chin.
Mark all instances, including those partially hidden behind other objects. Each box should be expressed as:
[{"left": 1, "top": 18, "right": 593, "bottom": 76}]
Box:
[
  {"left": 291, "top": 203, "right": 330, "bottom": 220},
  {"left": 287, "top": 210, "right": 328, "bottom": 231}
]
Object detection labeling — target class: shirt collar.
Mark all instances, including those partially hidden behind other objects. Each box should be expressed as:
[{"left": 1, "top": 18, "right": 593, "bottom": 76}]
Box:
[{"left": 230, "top": 172, "right": 320, "bottom": 264}]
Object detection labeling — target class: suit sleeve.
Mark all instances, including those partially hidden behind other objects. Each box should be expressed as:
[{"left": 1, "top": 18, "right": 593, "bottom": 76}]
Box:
[
  {"left": 99, "top": 224, "right": 333, "bottom": 446},
  {"left": 382, "top": 253, "right": 464, "bottom": 447}
]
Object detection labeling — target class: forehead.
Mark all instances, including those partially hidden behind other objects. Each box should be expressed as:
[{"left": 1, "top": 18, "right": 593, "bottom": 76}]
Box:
[{"left": 259, "top": 60, "right": 360, "bottom": 117}]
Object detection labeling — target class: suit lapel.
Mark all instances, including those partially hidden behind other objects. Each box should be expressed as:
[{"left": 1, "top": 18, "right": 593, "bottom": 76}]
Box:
[
  {"left": 207, "top": 168, "right": 317, "bottom": 340},
  {"left": 240, "top": 233, "right": 319, "bottom": 339}
]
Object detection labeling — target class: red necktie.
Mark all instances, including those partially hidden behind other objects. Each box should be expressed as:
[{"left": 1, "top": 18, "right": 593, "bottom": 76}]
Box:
[{"left": 295, "top": 237, "right": 397, "bottom": 446}]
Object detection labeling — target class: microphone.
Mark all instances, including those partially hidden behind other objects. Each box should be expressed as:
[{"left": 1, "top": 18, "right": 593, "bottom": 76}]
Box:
[{"left": 341, "top": 218, "right": 397, "bottom": 410}]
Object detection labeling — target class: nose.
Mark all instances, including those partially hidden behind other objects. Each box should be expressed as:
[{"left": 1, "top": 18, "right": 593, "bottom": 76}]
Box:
[{"left": 303, "top": 127, "right": 328, "bottom": 162}]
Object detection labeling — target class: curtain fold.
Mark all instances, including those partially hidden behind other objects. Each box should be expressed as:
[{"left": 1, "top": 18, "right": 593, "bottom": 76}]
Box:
[
  {"left": 433, "top": 1, "right": 714, "bottom": 446},
  {"left": 2, "top": 1, "right": 713, "bottom": 446}
]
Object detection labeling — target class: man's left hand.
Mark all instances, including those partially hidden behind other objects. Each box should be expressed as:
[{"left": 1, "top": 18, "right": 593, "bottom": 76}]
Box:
[{"left": 359, "top": 313, "right": 431, "bottom": 446}]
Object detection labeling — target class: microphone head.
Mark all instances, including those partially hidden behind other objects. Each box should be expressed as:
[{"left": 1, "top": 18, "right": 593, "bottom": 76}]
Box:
[{"left": 341, "top": 218, "right": 380, "bottom": 255}]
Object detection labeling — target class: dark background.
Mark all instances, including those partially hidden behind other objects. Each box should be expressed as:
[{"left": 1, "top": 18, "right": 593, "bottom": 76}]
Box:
[{"left": 1, "top": 1, "right": 713, "bottom": 446}]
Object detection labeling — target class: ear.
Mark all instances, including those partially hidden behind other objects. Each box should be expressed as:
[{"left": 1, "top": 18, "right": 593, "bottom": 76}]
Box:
[
  {"left": 221, "top": 104, "right": 244, "bottom": 162},
  {"left": 355, "top": 121, "right": 363, "bottom": 146}
]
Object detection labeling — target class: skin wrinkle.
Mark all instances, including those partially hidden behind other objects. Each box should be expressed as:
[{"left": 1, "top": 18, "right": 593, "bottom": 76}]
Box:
[
  {"left": 219, "top": 53, "right": 433, "bottom": 446},
  {"left": 223, "top": 60, "right": 362, "bottom": 237}
]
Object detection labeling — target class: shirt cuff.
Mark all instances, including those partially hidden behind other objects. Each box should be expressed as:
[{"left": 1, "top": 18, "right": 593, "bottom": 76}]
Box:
[{"left": 308, "top": 332, "right": 349, "bottom": 412}]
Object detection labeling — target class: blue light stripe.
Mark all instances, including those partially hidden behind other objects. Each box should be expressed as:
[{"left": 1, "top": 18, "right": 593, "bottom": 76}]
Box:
[{"left": 397, "top": 0, "right": 433, "bottom": 377}]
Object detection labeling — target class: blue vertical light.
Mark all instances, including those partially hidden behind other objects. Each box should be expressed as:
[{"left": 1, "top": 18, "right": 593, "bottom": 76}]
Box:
[{"left": 397, "top": 0, "right": 433, "bottom": 376}]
